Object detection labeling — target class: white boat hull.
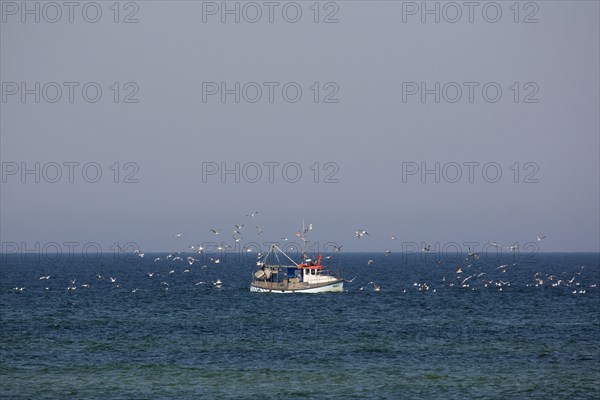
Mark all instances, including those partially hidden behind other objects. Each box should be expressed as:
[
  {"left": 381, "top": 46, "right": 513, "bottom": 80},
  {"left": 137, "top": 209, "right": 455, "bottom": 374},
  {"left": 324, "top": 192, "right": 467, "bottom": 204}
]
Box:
[{"left": 250, "top": 280, "right": 343, "bottom": 293}]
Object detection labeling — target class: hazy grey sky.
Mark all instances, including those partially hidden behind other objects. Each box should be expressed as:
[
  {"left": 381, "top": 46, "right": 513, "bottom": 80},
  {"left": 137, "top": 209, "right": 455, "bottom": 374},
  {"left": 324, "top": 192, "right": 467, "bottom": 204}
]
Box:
[{"left": 1, "top": 1, "right": 599, "bottom": 253}]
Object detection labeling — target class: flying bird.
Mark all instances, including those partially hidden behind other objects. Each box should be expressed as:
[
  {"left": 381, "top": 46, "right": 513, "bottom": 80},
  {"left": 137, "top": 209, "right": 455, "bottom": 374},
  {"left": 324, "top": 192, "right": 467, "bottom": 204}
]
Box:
[
  {"left": 355, "top": 230, "right": 369, "bottom": 238},
  {"left": 190, "top": 245, "right": 204, "bottom": 253},
  {"left": 187, "top": 256, "right": 198, "bottom": 265}
]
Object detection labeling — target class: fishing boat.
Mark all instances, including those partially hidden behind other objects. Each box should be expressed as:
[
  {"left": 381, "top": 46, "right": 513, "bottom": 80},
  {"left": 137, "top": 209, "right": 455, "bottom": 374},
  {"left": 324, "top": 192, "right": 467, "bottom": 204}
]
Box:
[{"left": 250, "top": 245, "right": 343, "bottom": 293}]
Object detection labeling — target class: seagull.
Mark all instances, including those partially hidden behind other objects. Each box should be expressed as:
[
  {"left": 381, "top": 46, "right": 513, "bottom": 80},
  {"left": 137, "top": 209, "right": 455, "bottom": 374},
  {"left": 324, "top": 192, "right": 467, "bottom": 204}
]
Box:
[
  {"left": 174, "top": 233, "right": 184, "bottom": 237},
  {"left": 131, "top": 288, "right": 138, "bottom": 293},
  {"left": 133, "top": 249, "right": 144, "bottom": 258},
  {"left": 391, "top": 235, "right": 397, "bottom": 240},
  {"left": 147, "top": 272, "right": 155, "bottom": 277},
  {"left": 217, "top": 244, "right": 231, "bottom": 252},
  {"left": 422, "top": 245, "right": 431, "bottom": 252},
  {"left": 190, "top": 245, "right": 204, "bottom": 253},
  {"left": 537, "top": 235, "right": 546, "bottom": 241},
  {"left": 210, "top": 229, "right": 220, "bottom": 235},
  {"left": 187, "top": 256, "right": 198, "bottom": 265},
  {"left": 234, "top": 224, "right": 245, "bottom": 230},
  {"left": 154, "top": 257, "right": 162, "bottom": 262},
  {"left": 344, "top": 277, "right": 356, "bottom": 283},
  {"left": 490, "top": 242, "right": 502, "bottom": 248},
  {"left": 281, "top": 237, "right": 289, "bottom": 241},
  {"left": 12, "top": 287, "right": 25, "bottom": 292},
  {"left": 506, "top": 244, "right": 519, "bottom": 251},
  {"left": 333, "top": 245, "right": 343, "bottom": 252},
  {"left": 256, "top": 226, "right": 263, "bottom": 235},
  {"left": 109, "top": 277, "right": 117, "bottom": 283},
  {"left": 467, "top": 249, "right": 480, "bottom": 260},
  {"left": 355, "top": 230, "right": 369, "bottom": 238},
  {"left": 368, "top": 281, "right": 381, "bottom": 292},
  {"left": 39, "top": 275, "right": 50, "bottom": 280},
  {"left": 367, "top": 259, "right": 374, "bottom": 265},
  {"left": 246, "top": 211, "right": 258, "bottom": 218},
  {"left": 384, "top": 250, "right": 391, "bottom": 256},
  {"left": 169, "top": 270, "right": 175, "bottom": 274}
]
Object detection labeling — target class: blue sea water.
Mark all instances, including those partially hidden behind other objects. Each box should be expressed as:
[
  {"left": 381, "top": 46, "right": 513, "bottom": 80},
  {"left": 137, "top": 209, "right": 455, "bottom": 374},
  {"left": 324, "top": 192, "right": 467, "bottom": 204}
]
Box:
[{"left": 1, "top": 252, "right": 599, "bottom": 399}]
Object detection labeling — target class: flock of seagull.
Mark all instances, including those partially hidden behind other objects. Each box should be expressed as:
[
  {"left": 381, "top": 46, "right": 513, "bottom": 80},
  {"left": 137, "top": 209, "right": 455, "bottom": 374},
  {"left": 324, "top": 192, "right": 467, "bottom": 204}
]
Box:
[{"left": 6, "top": 211, "right": 597, "bottom": 295}]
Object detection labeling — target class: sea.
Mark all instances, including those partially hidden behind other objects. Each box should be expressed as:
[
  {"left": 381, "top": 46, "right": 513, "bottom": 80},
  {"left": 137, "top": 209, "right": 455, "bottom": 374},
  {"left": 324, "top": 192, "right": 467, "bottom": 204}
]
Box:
[{"left": 1, "top": 252, "right": 598, "bottom": 399}]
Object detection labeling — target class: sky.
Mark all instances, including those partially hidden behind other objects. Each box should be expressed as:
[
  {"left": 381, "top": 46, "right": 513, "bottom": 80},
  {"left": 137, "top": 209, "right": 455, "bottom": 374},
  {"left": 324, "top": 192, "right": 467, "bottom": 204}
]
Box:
[{"left": 1, "top": 1, "right": 599, "bottom": 255}]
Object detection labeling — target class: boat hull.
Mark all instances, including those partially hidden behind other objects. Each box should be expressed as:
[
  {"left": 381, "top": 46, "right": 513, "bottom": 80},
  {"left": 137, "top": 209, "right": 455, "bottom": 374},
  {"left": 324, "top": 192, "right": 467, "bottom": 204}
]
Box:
[{"left": 250, "top": 279, "right": 344, "bottom": 293}]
